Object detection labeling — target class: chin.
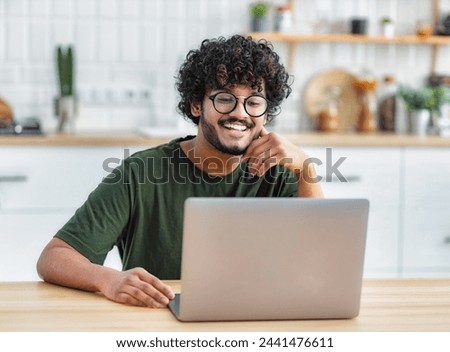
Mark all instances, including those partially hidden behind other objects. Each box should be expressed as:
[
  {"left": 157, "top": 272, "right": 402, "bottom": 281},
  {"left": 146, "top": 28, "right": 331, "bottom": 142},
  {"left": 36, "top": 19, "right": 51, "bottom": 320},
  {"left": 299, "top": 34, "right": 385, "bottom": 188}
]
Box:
[
  {"left": 216, "top": 142, "right": 248, "bottom": 156},
  {"left": 217, "top": 133, "right": 255, "bottom": 155}
]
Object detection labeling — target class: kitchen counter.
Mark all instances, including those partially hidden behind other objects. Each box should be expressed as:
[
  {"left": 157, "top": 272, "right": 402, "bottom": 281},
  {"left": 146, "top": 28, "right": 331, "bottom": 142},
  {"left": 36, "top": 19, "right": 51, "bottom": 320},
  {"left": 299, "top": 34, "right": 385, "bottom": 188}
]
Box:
[
  {"left": 0, "top": 132, "right": 165, "bottom": 147},
  {"left": 0, "top": 131, "right": 450, "bottom": 147},
  {"left": 1, "top": 279, "right": 450, "bottom": 331}
]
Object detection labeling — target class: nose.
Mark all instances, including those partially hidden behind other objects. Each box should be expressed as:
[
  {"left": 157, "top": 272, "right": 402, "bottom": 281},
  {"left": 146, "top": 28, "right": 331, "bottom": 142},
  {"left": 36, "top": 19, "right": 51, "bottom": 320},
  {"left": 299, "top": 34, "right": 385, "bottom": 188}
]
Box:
[{"left": 230, "top": 97, "right": 249, "bottom": 118}]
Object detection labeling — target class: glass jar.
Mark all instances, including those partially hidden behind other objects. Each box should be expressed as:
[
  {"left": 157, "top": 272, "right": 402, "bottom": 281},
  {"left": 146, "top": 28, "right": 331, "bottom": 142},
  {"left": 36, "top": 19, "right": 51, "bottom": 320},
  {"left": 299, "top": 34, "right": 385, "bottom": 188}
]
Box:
[
  {"left": 274, "top": 5, "right": 293, "bottom": 33},
  {"left": 353, "top": 78, "right": 378, "bottom": 132},
  {"left": 317, "top": 86, "right": 341, "bottom": 132}
]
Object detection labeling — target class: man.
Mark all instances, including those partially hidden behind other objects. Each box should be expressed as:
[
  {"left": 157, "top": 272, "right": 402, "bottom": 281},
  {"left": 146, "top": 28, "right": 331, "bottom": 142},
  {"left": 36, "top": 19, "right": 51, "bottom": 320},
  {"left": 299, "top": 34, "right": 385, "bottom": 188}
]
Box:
[{"left": 37, "top": 35, "right": 323, "bottom": 308}]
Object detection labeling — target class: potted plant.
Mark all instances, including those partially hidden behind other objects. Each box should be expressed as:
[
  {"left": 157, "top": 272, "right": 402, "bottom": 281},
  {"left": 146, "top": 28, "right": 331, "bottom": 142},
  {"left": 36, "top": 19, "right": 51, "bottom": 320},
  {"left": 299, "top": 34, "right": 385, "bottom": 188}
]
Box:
[
  {"left": 55, "top": 45, "right": 77, "bottom": 133},
  {"left": 398, "top": 86, "right": 450, "bottom": 135},
  {"left": 380, "top": 16, "right": 395, "bottom": 38},
  {"left": 250, "top": 2, "right": 270, "bottom": 32}
]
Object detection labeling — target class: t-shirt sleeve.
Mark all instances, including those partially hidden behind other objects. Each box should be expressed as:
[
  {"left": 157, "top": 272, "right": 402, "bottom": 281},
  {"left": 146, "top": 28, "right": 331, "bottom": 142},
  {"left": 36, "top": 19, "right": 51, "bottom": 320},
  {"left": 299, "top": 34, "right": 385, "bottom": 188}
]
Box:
[{"left": 55, "top": 161, "right": 132, "bottom": 265}]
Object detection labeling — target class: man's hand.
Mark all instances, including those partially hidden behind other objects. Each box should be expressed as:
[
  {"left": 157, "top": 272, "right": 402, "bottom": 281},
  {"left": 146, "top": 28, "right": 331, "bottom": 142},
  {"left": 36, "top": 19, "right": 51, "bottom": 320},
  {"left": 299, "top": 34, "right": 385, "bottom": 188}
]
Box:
[
  {"left": 243, "top": 127, "right": 323, "bottom": 198},
  {"left": 101, "top": 267, "right": 175, "bottom": 308},
  {"left": 243, "top": 127, "right": 310, "bottom": 178}
]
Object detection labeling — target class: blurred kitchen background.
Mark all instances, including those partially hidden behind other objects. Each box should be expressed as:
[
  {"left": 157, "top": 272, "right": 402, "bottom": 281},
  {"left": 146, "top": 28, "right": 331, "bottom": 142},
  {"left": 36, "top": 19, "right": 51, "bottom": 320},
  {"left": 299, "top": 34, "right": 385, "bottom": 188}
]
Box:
[
  {"left": 0, "top": 0, "right": 449, "bottom": 134},
  {"left": 1, "top": 0, "right": 450, "bottom": 281}
]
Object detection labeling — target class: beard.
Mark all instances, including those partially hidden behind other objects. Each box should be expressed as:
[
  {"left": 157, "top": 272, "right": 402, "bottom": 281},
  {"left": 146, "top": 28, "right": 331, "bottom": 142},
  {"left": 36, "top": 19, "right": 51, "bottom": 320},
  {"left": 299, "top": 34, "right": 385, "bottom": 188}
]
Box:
[{"left": 199, "top": 112, "right": 258, "bottom": 156}]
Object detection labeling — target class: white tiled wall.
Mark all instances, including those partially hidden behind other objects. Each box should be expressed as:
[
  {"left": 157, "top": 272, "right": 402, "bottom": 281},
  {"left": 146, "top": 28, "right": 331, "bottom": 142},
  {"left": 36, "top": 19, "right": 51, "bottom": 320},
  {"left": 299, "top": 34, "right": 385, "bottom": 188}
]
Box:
[{"left": 0, "top": 0, "right": 449, "bottom": 133}]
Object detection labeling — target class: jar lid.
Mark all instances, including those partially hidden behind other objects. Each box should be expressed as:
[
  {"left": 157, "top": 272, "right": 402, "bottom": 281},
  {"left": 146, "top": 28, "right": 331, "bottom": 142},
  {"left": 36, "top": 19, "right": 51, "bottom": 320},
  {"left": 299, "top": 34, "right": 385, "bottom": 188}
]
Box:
[{"left": 276, "top": 5, "right": 291, "bottom": 12}]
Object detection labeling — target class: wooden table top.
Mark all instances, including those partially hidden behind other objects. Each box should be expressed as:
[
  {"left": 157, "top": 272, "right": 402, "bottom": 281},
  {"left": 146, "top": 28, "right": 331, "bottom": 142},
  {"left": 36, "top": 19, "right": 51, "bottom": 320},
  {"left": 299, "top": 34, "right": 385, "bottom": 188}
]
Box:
[{"left": 1, "top": 279, "right": 450, "bottom": 332}]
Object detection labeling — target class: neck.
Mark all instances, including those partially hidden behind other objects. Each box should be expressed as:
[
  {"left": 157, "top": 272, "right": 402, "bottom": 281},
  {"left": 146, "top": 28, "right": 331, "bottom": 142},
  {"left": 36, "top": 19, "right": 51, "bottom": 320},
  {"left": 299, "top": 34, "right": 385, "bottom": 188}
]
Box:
[{"left": 180, "top": 137, "right": 242, "bottom": 176}]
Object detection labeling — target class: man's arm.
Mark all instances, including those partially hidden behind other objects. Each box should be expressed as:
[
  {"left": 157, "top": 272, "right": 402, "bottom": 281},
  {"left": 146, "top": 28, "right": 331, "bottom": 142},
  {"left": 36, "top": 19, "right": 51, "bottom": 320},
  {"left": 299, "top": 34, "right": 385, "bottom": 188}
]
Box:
[
  {"left": 37, "top": 237, "right": 174, "bottom": 308},
  {"left": 243, "top": 127, "right": 323, "bottom": 198},
  {"left": 297, "top": 161, "right": 324, "bottom": 198}
]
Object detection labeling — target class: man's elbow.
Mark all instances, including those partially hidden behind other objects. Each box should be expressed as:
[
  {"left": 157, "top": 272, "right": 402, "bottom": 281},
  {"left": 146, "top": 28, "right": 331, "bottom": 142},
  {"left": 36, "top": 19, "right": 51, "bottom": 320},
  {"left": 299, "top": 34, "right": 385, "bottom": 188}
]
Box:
[
  {"left": 36, "top": 237, "right": 68, "bottom": 281},
  {"left": 36, "top": 244, "right": 52, "bottom": 281}
]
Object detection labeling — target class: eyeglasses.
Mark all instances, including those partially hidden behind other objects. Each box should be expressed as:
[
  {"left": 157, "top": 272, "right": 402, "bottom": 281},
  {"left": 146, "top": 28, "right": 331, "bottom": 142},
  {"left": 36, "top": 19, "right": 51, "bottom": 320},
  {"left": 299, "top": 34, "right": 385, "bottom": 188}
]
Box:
[{"left": 208, "top": 92, "right": 268, "bottom": 118}]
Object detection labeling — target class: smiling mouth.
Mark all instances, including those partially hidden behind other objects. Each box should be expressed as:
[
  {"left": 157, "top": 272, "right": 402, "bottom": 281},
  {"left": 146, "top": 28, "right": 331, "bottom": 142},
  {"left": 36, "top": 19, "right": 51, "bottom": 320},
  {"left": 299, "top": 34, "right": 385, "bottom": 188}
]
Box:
[
  {"left": 223, "top": 123, "right": 248, "bottom": 132},
  {"left": 220, "top": 119, "right": 253, "bottom": 132}
]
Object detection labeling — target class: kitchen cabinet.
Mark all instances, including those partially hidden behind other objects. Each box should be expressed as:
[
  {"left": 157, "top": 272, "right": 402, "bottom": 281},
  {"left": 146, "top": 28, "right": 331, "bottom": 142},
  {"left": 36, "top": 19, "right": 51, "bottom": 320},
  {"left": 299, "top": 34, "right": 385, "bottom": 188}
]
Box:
[
  {"left": 304, "top": 145, "right": 450, "bottom": 278},
  {"left": 0, "top": 146, "right": 141, "bottom": 280},
  {"left": 402, "top": 148, "right": 450, "bottom": 276},
  {"left": 0, "top": 147, "right": 124, "bottom": 210},
  {"left": 304, "top": 147, "right": 402, "bottom": 277},
  {"left": 0, "top": 212, "right": 73, "bottom": 281}
]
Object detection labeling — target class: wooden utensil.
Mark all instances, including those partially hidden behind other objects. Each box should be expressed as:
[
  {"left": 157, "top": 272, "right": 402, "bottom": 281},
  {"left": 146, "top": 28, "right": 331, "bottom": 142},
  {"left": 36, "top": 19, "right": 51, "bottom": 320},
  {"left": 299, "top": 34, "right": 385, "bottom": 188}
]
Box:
[{"left": 303, "top": 69, "right": 361, "bottom": 131}]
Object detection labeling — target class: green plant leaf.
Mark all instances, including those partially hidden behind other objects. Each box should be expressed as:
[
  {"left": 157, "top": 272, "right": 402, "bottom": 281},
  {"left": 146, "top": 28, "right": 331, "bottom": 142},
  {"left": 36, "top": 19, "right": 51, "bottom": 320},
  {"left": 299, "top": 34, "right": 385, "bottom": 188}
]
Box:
[
  {"left": 250, "top": 2, "right": 269, "bottom": 17},
  {"left": 398, "top": 85, "right": 450, "bottom": 111}
]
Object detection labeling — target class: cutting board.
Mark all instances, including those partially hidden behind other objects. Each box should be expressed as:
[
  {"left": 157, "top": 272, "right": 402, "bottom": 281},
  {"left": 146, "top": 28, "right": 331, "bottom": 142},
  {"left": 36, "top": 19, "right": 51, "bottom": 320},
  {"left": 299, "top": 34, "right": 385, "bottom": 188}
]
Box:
[{"left": 303, "top": 69, "right": 361, "bottom": 131}]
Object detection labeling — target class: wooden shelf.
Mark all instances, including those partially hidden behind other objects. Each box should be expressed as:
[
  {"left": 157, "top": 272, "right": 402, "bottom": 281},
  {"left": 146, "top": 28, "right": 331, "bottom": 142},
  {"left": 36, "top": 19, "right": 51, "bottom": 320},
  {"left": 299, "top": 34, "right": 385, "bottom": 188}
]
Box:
[
  {"left": 262, "top": 0, "right": 448, "bottom": 71},
  {"left": 247, "top": 32, "right": 450, "bottom": 72},
  {"left": 248, "top": 32, "right": 450, "bottom": 45}
]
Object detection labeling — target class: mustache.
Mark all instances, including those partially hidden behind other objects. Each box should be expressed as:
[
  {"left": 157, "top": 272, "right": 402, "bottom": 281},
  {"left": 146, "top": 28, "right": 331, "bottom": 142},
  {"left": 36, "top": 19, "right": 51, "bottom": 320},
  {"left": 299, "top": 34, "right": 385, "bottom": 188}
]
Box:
[{"left": 218, "top": 118, "right": 255, "bottom": 129}]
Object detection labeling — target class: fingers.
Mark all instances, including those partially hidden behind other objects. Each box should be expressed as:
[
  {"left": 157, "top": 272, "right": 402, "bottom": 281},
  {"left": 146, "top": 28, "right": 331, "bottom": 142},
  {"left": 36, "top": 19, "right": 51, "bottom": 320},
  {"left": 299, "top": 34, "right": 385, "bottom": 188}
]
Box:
[
  {"left": 247, "top": 147, "right": 277, "bottom": 176},
  {"left": 242, "top": 129, "right": 271, "bottom": 162},
  {"left": 244, "top": 130, "right": 280, "bottom": 176},
  {"left": 118, "top": 280, "right": 170, "bottom": 308},
  {"left": 115, "top": 291, "right": 166, "bottom": 308},
  {"left": 106, "top": 268, "right": 175, "bottom": 308},
  {"left": 133, "top": 269, "right": 175, "bottom": 308},
  {"left": 136, "top": 269, "right": 175, "bottom": 301},
  {"left": 259, "top": 126, "right": 269, "bottom": 136},
  {"left": 243, "top": 130, "right": 300, "bottom": 177}
]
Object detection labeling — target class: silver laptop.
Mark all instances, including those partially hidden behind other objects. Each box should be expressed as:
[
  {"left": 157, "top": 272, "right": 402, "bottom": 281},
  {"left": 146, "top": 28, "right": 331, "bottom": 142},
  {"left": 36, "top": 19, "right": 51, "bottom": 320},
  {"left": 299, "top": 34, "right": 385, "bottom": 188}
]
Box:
[{"left": 168, "top": 197, "right": 369, "bottom": 322}]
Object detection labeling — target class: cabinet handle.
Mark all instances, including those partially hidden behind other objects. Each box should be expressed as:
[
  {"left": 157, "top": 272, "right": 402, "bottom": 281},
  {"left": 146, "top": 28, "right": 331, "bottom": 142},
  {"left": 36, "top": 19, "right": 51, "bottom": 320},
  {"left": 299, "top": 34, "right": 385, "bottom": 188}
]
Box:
[
  {"left": 444, "top": 237, "right": 450, "bottom": 244},
  {"left": 0, "top": 175, "right": 28, "bottom": 182},
  {"left": 318, "top": 175, "right": 362, "bottom": 183}
]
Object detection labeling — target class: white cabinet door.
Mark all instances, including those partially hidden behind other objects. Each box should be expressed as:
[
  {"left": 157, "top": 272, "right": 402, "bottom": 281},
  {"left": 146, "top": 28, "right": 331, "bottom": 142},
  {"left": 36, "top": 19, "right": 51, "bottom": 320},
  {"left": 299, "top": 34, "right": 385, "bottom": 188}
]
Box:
[
  {"left": 0, "top": 211, "right": 122, "bottom": 280},
  {"left": 402, "top": 148, "right": 450, "bottom": 277},
  {"left": 0, "top": 212, "right": 73, "bottom": 281},
  {"left": 0, "top": 146, "right": 140, "bottom": 280},
  {"left": 304, "top": 147, "right": 402, "bottom": 277},
  {"left": 0, "top": 146, "right": 126, "bottom": 210}
]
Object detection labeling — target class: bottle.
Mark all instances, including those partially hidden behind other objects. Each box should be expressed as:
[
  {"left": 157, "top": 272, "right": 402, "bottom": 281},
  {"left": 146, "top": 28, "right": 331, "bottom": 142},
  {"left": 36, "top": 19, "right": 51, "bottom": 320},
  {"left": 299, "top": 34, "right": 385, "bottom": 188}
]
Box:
[
  {"left": 377, "top": 75, "right": 397, "bottom": 132},
  {"left": 274, "top": 5, "right": 293, "bottom": 33},
  {"left": 353, "top": 74, "right": 378, "bottom": 133}
]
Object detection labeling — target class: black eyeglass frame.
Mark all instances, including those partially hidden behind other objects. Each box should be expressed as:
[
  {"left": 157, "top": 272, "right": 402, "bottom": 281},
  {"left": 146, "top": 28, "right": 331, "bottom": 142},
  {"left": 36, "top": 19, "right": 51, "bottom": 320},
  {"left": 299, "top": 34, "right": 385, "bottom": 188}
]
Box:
[{"left": 208, "top": 92, "right": 269, "bottom": 118}]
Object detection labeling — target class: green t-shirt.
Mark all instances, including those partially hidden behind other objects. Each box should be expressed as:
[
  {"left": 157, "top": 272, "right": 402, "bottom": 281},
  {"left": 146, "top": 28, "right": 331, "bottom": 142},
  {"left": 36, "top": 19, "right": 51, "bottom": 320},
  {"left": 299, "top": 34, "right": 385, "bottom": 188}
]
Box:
[{"left": 55, "top": 136, "right": 298, "bottom": 279}]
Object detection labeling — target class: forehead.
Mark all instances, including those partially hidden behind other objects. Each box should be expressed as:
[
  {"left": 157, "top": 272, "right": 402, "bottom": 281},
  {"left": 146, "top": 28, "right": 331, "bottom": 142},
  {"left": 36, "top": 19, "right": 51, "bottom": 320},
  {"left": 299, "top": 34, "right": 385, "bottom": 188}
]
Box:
[{"left": 208, "top": 84, "right": 266, "bottom": 96}]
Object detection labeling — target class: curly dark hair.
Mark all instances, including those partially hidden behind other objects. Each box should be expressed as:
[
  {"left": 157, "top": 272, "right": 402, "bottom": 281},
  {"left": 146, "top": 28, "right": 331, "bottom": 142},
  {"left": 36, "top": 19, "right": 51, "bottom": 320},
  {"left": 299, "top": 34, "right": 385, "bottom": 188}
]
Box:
[{"left": 176, "top": 34, "right": 292, "bottom": 125}]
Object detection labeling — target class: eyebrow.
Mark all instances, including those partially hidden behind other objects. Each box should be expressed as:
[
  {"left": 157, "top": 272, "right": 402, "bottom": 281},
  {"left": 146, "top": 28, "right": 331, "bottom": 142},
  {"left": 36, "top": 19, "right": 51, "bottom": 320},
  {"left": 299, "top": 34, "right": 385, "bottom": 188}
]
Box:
[{"left": 211, "top": 89, "right": 266, "bottom": 97}]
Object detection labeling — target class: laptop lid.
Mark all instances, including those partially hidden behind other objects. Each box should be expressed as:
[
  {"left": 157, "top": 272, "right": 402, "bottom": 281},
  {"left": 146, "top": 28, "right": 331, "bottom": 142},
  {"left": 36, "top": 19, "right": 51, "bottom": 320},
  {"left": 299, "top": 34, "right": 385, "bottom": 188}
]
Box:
[{"left": 169, "top": 197, "right": 369, "bottom": 322}]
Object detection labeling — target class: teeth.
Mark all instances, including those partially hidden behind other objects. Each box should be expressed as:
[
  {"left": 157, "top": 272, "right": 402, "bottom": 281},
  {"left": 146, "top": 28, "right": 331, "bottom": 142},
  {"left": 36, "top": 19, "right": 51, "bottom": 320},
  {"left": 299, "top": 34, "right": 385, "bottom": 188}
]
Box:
[{"left": 223, "top": 123, "right": 247, "bottom": 131}]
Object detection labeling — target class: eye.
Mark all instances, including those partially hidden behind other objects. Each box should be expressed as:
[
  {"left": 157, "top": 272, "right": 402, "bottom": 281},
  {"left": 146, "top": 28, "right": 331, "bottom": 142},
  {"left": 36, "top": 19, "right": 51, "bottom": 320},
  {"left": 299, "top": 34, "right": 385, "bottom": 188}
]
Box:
[
  {"left": 247, "top": 96, "right": 265, "bottom": 107},
  {"left": 216, "top": 94, "right": 235, "bottom": 104},
  {"left": 247, "top": 100, "right": 261, "bottom": 107}
]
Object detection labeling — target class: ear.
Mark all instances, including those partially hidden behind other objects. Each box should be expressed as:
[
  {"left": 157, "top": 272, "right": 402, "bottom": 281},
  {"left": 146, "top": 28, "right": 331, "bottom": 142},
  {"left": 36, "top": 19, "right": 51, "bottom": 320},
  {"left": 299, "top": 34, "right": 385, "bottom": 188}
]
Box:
[{"left": 190, "top": 101, "right": 201, "bottom": 117}]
